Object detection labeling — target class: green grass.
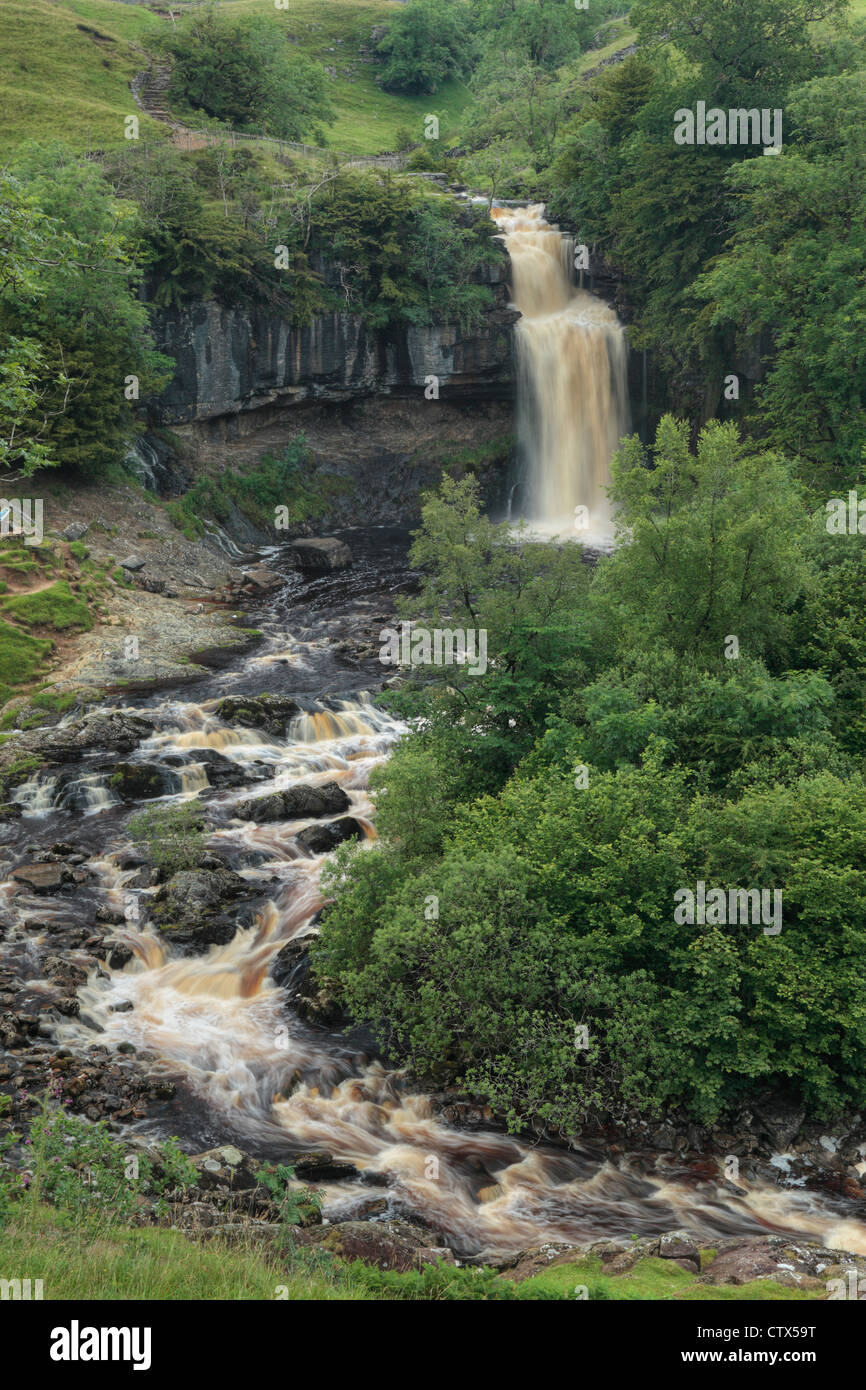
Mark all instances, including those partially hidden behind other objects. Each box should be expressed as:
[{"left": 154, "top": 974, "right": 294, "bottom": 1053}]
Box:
[
  {"left": 0, "top": 1206, "right": 363, "bottom": 1301},
  {"left": 0, "top": 621, "right": 54, "bottom": 706},
  {"left": 183, "top": 0, "right": 473, "bottom": 154},
  {"left": 515, "top": 1255, "right": 823, "bottom": 1302},
  {"left": 0, "top": 686, "right": 82, "bottom": 731},
  {"left": 0, "top": 1207, "right": 825, "bottom": 1301},
  {"left": 1, "top": 579, "right": 93, "bottom": 632},
  {"left": 0, "top": 0, "right": 167, "bottom": 149},
  {"left": 0, "top": 0, "right": 471, "bottom": 156}
]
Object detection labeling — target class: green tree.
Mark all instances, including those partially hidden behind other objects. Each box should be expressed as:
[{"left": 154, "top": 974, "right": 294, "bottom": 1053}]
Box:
[
  {"left": 162, "top": 6, "right": 334, "bottom": 139},
  {"left": 631, "top": 0, "right": 849, "bottom": 105},
  {"left": 595, "top": 416, "right": 810, "bottom": 661},
  {"left": 695, "top": 74, "right": 866, "bottom": 482},
  {"left": 377, "top": 0, "right": 479, "bottom": 94},
  {"left": 0, "top": 149, "right": 172, "bottom": 478}
]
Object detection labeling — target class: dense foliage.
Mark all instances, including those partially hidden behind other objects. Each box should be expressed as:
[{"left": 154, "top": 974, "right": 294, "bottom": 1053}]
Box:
[
  {"left": 314, "top": 415, "right": 866, "bottom": 1131},
  {"left": 160, "top": 5, "right": 334, "bottom": 141}
]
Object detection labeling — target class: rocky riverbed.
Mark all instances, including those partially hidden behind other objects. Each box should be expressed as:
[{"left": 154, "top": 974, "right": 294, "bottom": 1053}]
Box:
[{"left": 1, "top": 522, "right": 865, "bottom": 1294}]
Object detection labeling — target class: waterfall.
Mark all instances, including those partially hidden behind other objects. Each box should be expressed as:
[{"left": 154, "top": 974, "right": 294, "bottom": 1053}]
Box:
[{"left": 491, "top": 203, "right": 630, "bottom": 544}]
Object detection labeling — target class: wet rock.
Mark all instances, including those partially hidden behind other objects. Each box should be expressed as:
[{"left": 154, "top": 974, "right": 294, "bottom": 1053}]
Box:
[
  {"left": 291, "top": 1152, "right": 358, "bottom": 1182},
  {"left": 104, "top": 940, "right": 134, "bottom": 969},
  {"left": 214, "top": 694, "right": 301, "bottom": 738},
  {"left": 270, "top": 939, "right": 308, "bottom": 991},
  {"left": 174, "top": 749, "right": 257, "bottom": 790},
  {"left": 11, "top": 862, "right": 73, "bottom": 893},
  {"left": 292, "top": 980, "right": 344, "bottom": 1027},
  {"left": 240, "top": 566, "right": 282, "bottom": 592},
  {"left": 109, "top": 762, "right": 166, "bottom": 800},
  {"left": 152, "top": 865, "right": 251, "bottom": 951},
  {"left": 235, "top": 781, "right": 351, "bottom": 824},
  {"left": 296, "top": 817, "right": 364, "bottom": 855},
  {"left": 289, "top": 538, "right": 352, "bottom": 573},
  {"left": 300, "top": 1219, "right": 432, "bottom": 1271},
  {"left": 36, "top": 712, "right": 153, "bottom": 763}
]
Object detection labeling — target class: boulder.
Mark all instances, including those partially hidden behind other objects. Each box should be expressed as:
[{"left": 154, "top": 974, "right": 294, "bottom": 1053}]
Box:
[
  {"left": 235, "top": 781, "right": 351, "bottom": 824},
  {"left": 190, "top": 1145, "right": 260, "bottom": 1191},
  {"left": 302, "top": 1219, "right": 433, "bottom": 1272},
  {"left": 214, "top": 694, "right": 301, "bottom": 738},
  {"left": 152, "top": 865, "right": 251, "bottom": 952},
  {"left": 296, "top": 817, "right": 364, "bottom": 855},
  {"left": 120, "top": 555, "right": 147, "bottom": 572},
  {"left": 12, "top": 862, "right": 73, "bottom": 894},
  {"left": 291, "top": 1152, "right": 359, "bottom": 1182},
  {"left": 289, "top": 538, "right": 353, "bottom": 573},
  {"left": 240, "top": 566, "right": 282, "bottom": 592},
  {"left": 109, "top": 762, "right": 166, "bottom": 800},
  {"left": 62, "top": 522, "right": 89, "bottom": 542}
]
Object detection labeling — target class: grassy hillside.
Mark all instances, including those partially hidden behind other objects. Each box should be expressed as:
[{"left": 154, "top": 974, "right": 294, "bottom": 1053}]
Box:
[
  {"left": 0, "top": 0, "right": 473, "bottom": 155},
  {"left": 213, "top": 0, "right": 473, "bottom": 153},
  {"left": 0, "top": 0, "right": 166, "bottom": 148}
]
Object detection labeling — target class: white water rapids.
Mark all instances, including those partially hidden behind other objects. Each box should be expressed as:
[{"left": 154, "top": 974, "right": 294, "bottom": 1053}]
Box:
[{"left": 5, "top": 692, "right": 855, "bottom": 1259}]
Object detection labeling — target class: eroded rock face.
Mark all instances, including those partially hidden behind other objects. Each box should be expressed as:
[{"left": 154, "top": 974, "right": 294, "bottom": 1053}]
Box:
[{"left": 150, "top": 248, "right": 516, "bottom": 425}]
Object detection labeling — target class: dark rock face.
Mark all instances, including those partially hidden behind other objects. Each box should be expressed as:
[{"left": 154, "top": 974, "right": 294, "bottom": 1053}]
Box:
[
  {"left": 149, "top": 243, "right": 516, "bottom": 426},
  {"left": 296, "top": 816, "right": 364, "bottom": 855},
  {"left": 235, "top": 781, "right": 351, "bottom": 824},
  {"left": 289, "top": 538, "right": 353, "bottom": 573}
]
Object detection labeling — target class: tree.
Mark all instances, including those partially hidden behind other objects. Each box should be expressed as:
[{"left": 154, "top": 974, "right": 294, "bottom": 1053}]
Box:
[
  {"left": 376, "top": 0, "right": 479, "bottom": 94},
  {"left": 162, "top": 7, "right": 334, "bottom": 140},
  {"left": 0, "top": 150, "right": 172, "bottom": 479},
  {"left": 594, "top": 416, "right": 810, "bottom": 662},
  {"left": 631, "top": 0, "right": 849, "bottom": 105},
  {"left": 695, "top": 74, "right": 866, "bottom": 483}
]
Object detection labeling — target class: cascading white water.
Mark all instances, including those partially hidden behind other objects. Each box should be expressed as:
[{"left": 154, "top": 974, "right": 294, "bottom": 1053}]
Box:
[
  {"left": 35, "top": 692, "right": 866, "bottom": 1259},
  {"left": 491, "top": 203, "right": 630, "bottom": 544}
]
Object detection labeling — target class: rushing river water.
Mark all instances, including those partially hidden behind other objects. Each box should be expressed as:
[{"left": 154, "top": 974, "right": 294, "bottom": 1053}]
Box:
[{"left": 2, "top": 529, "right": 866, "bottom": 1260}]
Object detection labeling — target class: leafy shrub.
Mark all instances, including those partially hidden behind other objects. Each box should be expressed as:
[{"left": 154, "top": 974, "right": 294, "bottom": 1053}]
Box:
[{"left": 128, "top": 800, "right": 207, "bottom": 875}]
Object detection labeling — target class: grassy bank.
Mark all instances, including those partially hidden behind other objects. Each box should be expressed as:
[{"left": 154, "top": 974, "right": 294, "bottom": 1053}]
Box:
[{"left": 0, "top": 1204, "right": 823, "bottom": 1301}]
